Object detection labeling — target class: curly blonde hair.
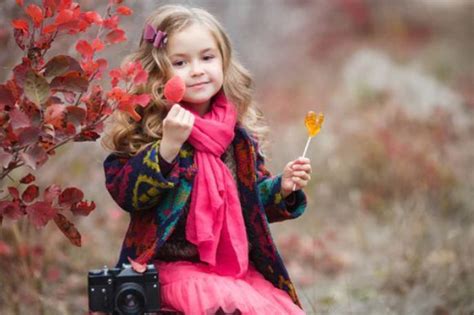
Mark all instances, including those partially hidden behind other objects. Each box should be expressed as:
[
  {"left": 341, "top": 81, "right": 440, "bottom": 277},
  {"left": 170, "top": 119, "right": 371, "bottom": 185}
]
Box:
[{"left": 101, "top": 5, "right": 269, "bottom": 156}]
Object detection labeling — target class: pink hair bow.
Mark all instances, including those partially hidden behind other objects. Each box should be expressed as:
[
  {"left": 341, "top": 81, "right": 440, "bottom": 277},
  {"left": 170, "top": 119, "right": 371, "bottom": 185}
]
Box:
[{"left": 143, "top": 24, "right": 167, "bottom": 48}]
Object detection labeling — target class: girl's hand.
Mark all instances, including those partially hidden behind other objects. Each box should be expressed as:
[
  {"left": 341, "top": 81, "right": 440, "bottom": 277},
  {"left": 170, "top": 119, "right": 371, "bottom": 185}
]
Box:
[
  {"left": 280, "top": 157, "right": 312, "bottom": 198},
  {"left": 160, "top": 104, "right": 195, "bottom": 162}
]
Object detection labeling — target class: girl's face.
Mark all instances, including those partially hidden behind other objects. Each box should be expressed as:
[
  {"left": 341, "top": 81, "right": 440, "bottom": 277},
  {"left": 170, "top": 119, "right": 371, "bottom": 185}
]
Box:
[{"left": 167, "top": 23, "right": 224, "bottom": 113}]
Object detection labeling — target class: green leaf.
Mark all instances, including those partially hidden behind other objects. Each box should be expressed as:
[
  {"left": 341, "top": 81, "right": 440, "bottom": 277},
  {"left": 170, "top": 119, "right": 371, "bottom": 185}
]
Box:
[{"left": 24, "top": 70, "right": 50, "bottom": 107}]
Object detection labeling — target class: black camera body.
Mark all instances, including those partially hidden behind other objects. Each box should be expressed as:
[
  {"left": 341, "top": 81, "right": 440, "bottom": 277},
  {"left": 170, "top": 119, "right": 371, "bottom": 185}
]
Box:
[{"left": 88, "top": 264, "right": 160, "bottom": 315}]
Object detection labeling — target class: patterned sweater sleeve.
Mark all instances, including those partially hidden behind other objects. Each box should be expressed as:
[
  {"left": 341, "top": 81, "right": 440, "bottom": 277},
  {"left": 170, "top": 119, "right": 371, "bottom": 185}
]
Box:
[
  {"left": 103, "top": 140, "right": 180, "bottom": 213},
  {"left": 253, "top": 139, "right": 307, "bottom": 223}
]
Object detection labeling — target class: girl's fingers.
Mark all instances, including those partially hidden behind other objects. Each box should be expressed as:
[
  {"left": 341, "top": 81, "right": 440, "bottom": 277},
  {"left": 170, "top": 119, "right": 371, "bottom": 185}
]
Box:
[
  {"left": 292, "top": 177, "right": 307, "bottom": 186},
  {"left": 186, "top": 111, "right": 194, "bottom": 125},
  {"left": 176, "top": 107, "right": 186, "bottom": 122},
  {"left": 294, "top": 157, "right": 310, "bottom": 164},
  {"left": 168, "top": 104, "right": 181, "bottom": 117},
  {"left": 291, "top": 164, "right": 311, "bottom": 173},
  {"left": 292, "top": 171, "right": 310, "bottom": 180}
]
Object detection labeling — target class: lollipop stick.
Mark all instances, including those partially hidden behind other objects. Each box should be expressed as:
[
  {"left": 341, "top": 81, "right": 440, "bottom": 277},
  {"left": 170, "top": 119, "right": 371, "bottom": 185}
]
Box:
[
  {"left": 301, "top": 136, "right": 312, "bottom": 158},
  {"left": 292, "top": 137, "right": 312, "bottom": 191}
]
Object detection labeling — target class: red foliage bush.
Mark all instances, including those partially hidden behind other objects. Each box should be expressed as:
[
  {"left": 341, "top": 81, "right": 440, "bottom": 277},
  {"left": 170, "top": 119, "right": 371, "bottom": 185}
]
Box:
[{"left": 0, "top": 0, "right": 148, "bottom": 246}]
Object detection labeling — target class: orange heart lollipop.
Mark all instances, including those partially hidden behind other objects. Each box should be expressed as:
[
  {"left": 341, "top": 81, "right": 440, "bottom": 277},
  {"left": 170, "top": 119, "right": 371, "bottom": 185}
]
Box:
[
  {"left": 305, "top": 111, "right": 324, "bottom": 137},
  {"left": 292, "top": 111, "right": 324, "bottom": 191}
]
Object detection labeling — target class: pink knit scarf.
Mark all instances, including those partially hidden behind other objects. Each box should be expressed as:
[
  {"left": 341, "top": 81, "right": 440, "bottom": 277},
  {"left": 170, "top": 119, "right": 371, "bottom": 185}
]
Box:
[{"left": 184, "top": 91, "right": 248, "bottom": 277}]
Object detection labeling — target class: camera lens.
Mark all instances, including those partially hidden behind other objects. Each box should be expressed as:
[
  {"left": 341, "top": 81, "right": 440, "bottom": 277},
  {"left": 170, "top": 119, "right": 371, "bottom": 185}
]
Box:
[{"left": 115, "top": 283, "right": 146, "bottom": 315}]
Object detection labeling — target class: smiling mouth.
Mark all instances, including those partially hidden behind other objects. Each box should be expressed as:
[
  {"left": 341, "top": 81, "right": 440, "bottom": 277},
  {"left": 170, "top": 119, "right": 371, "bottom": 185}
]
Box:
[{"left": 188, "top": 82, "right": 209, "bottom": 87}]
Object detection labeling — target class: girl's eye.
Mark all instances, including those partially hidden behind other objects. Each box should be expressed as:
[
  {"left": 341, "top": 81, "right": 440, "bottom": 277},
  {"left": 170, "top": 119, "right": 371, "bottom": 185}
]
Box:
[
  {"left": 172, "top": 60, "right": 185, "bottom": 67},
  {"left": 203, "top": 55, "right": 215, "bottom": 61}
]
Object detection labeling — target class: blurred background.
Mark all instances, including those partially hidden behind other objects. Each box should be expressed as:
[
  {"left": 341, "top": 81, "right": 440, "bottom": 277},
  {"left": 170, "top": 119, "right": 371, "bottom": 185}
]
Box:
[{"left": 1, "top": 0, "right": 473, "bottom": 314}]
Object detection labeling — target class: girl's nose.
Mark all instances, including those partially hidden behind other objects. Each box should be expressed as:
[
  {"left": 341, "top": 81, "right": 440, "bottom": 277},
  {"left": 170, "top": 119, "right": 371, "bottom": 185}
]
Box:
[{"left": 190, "top": 61, "right": 204, "bottom": 76}]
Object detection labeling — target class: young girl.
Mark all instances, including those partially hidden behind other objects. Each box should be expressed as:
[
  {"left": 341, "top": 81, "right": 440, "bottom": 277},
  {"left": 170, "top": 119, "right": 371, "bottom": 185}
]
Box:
[{"left": 103, "top": 5, "right": 312, "bottom": 315}]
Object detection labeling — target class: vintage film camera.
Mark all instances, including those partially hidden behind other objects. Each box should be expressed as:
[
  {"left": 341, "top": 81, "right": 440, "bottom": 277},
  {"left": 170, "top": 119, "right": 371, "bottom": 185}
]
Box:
[{"left": 88, "top": 264, "right": 160, "bottom": 315}]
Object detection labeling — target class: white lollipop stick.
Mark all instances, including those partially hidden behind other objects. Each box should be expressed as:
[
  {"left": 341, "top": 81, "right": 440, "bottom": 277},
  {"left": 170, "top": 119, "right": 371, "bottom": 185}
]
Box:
[{"left": 292, "top": 136, "right": 312, "bottom": 191}]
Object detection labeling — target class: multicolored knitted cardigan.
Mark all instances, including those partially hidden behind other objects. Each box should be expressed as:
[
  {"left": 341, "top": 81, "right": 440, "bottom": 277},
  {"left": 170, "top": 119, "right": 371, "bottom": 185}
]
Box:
[{"left": 103, "top": 124, "right": 307, "bottom": 307}]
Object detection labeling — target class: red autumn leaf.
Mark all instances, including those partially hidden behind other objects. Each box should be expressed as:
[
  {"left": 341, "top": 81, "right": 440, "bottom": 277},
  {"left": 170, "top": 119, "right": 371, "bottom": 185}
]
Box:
[
  {"left": 53, "top": 213, "right": 81, "bottom": 247},
  {"left": 16, "top": 126, "right": 41, "bottom": 146},
  {"left": 118, "top": 101, "right": 141, "bottom": 122},
  {"left": 0, "top": 84, "right": 16, "bottom": 107},
  {"left": 50, "top": 71, "right": 89, "bottom": 93},
  {"left": 80, "top": 58, "right": 107, "bottom": 77},
  {"left": 6, "top": 79, "right": 20, "bottom": 99},
  {"left": 127, "top": 257, "right": 147, "bottom": 273},
  {"left": 83, "top": 11, "right": 103, "bottom": 25},
  {"left": 44, "top": 55, "right": 82, "bottom": 78},
  {"left": 95, "top": 58, "right": 108, "bottom": 78},
  {"left": 105, "top": 29, "right": 126, "bottom": 44},
  {"left": 133, "top": 69, "right": 148, "bottom": 85},
  {"left": 0, "top": 200, "right": 23, "bottom": 220},
  {"left": 11, "top": 19, "right": 29, "bottom": 33},
  {"left": 22, "top": 184, "right": 39, "bottom": 203},
  {"left": 55, "top": 9, "right": 74, "bottom": 25},
  {"left": 116, "top": 5, "right": 133, "bottom": 16},
  {"left": 43, "top": 0, "right": 57, "bottom": 18},
  {"left": 110, "top": 77, "right": 119, "bottom": 88},
  {"left": 16, "top": 0, "right": 24, "bottom": 7},
  {"left": 13, "top": 58, "right": 31, "bottom": 87},
  {"left": 76, "top": 40, "right": 94, "bottom": 58},
  {"left": 44, "top": 184, "right": 61, "bottom": 203},
  {"left": 83, "top": 85, "right": 105, "bottom": 121},
  {"left": 44, "top": 104, "right": 67, "bottom": 129},
  {"left": 42, "top": 23, "right": 57, "bottom": 34},
  {"left": 74, "top": 130, "right": 100, "bottom": 142},
  {"left": 19, "top": 144, "right": 48, "bottom": 170},
  {"left": 10, "top": 108, "right": 31, "bottom": 130},
  {"left": 26, "top": 201, "right": 56, "bottom": 228},
  {"left": 64, "top": 122, "right": 77, "bottom": 136},
  {"left": 66, "top": 106, "right": 86, "bottom": 126},
  {"left": 58, "top": 0, "right": 73, "bottom": 11},
  {"left": 132, "top": 94, "right": 151, "bottom": 107},
  {"left": 59, "top": 187, "right": 84, "bottom": 207},
  {"left": 91, "top": 38, "right": 105, "bottom": 52},
  {"left": 20, "top": 99, "right": 41, "bottom": 121},
  {"left": 5, "top": 124, "right": 19, "bottom": 145},
  {"left": 103, "top": 16, "right": 119, "bottom": 29},
  {"left": 25, "top": 4, "right": 44, "bottom": 27},
  {"left": 20, "top": 173, "right": 36, "bottom": 184},
  {"left": 13, "top": 28, "right": 27, "bottom": 50},
  {"left": 109, "top": 68, "right": 122, "bottom": 79},
  {"left": 71, "top": 200, "right": 95, "bottom": 216},
  {"left": 107, "top": 86, "right": 127, "bottom": 101},
  {"left": 8, "top": 187, "right": 20, "bottom": 199},
  {"left": 122, "top": 61, "right": 138, "bottom": 76}
]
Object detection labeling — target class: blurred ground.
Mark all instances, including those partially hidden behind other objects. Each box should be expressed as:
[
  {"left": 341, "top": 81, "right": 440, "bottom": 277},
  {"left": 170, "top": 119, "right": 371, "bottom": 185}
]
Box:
[{"left": 1, "top": 0, "right": 473, "bottom": 314}]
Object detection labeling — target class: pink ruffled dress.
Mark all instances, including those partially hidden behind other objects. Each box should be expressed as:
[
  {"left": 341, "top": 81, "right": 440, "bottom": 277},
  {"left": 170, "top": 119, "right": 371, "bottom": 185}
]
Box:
[{"left": 154, "top": 260, "right": 305, "bottom": 315}]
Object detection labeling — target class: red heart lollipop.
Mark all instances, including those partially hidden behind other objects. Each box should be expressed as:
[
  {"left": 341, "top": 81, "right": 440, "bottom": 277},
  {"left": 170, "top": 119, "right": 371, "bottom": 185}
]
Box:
[{"left": 164, "top": 76, "right": 186, "bottom": 103}]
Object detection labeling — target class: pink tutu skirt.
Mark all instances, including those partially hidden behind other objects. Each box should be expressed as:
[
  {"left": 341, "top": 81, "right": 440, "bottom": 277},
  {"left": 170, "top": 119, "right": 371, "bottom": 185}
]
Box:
[{"left": 154, "top": 260, "right": 305, "bottom": 315}]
